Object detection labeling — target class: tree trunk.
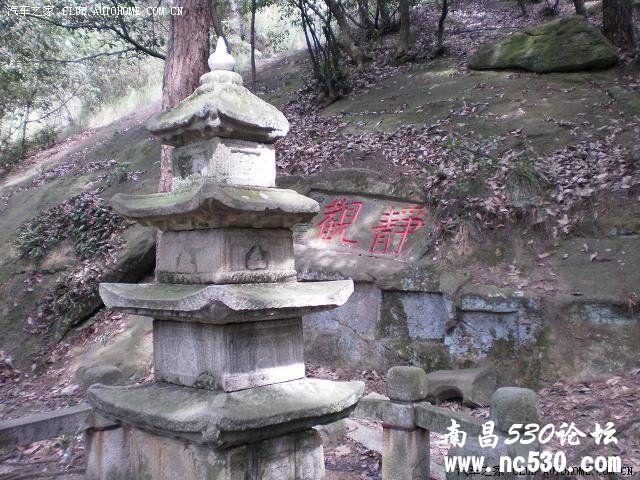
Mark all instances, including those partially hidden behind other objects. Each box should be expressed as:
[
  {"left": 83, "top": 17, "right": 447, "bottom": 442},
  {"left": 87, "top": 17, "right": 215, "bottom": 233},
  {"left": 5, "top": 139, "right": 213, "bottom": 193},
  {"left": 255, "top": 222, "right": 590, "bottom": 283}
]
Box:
[
  {"left": 229, "top": 0, "right": 244, "bottom": 40},
  {"left": 573, "top": 0, "right": 586, "bottom": 15},
  {"left": 603, "top": 0, "right": 635, "bottom": 48},
  {"left": 436, "top": 0, "right": 448, "bottom": 53},
  {"left": 398, "top": 0, "right": 411, "bottom": 53},
  {"left": 324, "top": 0, "right": 370, "bottom": 67},
  {"left": 251, "top": 0, "right": 257, "bottom": 89},
  {"left": 159, "top": 0, "right": 212, "bottom": 193},
  {"left": 211, "top": 0, "right": 226, "bottom": 42},
  {"left": 517, "top": 0, "right": 528, "bottom": 16},
  {"left": 376, "top": 0, "right": 393, "bottom": 32},
  {"left": 356, "top": 0, "right": 376, "bottom": 38}
]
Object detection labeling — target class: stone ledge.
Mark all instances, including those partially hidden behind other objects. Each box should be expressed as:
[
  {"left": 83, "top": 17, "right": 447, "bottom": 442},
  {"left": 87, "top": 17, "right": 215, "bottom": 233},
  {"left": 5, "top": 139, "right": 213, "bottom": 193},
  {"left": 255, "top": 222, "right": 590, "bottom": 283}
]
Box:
[
  {"left": 100, "top": 279, "right": 353, "bottom": 322},
  {"left": 110, "top": 182, "right": 320, "bottom": 231},
  {"left": 87, "top": 379, "right": 364, "bottom": 448}
]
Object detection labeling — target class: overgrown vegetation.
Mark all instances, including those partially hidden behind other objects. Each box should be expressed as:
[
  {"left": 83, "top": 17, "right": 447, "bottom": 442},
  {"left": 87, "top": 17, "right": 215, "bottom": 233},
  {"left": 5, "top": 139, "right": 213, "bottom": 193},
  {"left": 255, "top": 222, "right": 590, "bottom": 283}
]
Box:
[{"left": 15, "top": 192, "right": 128, "bottom": 261}]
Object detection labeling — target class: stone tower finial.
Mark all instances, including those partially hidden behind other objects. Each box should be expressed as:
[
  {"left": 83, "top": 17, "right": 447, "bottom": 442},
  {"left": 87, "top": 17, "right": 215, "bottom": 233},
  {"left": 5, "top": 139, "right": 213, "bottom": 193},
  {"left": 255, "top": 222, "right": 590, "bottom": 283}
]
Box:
[{"left": 209, "top": 37, "right": 235, "bottom": 72}]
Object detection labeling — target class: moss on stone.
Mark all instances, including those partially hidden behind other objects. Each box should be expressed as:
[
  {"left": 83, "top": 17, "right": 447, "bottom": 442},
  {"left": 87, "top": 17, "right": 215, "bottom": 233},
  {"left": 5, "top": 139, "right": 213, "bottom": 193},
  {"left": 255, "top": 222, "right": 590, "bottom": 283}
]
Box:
[{"left": 469, "top": 16, "right": 618, "bottom": 73}]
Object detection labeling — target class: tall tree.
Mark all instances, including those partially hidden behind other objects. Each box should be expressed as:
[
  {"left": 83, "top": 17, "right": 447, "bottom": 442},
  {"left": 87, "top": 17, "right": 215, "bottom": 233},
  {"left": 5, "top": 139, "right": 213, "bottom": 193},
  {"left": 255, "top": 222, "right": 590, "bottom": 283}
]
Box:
[
  {"left": 435, "top": 0, "right": 448, "bottom": 55},
  {"left": 324, "top": 0, "right": 370, "bottom": 67},
  {"left": 229, "top": 0, "right": 244, "bottom": 40},
  {"left": 573, "top": 0, "right": 586, "bottom": 15},
  {"left": 398, "top": 0, "right": 411, "bottom": 54},
  {"left": 603, "top": 0, "right": 635, "bottom": 48},
  {"left": 211, "top": 0, "right": 227, "bottom": 42},
  {"left": 159, "top": 0, "right": 212, "bottom": 192},
  {"left": 250, "top": 0, "right": 257, "bottom": 89}
]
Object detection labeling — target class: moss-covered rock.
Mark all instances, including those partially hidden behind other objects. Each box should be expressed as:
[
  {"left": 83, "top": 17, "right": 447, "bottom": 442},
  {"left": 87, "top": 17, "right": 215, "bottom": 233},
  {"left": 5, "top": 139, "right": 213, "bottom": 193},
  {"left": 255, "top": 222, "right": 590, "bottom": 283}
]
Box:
[{"left": 469, "top": 16, "right": 618, "bottom": 73}]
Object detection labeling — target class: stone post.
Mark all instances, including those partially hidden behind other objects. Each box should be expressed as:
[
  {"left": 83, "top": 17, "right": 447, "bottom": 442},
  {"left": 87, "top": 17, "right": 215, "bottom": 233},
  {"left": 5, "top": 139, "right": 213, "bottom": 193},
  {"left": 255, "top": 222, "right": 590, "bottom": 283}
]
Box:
[
  {"left": 445, "top": 386, "right": 540, "bottom": 479},
  {"left": 382, "top": 366, "right": 430, "bottom": 480},
  {"left": 84, "top": 415, "right": 127, "bottom": 480},
  {"left": 86, "top": 38, "right": 364, "bottom": 480}
]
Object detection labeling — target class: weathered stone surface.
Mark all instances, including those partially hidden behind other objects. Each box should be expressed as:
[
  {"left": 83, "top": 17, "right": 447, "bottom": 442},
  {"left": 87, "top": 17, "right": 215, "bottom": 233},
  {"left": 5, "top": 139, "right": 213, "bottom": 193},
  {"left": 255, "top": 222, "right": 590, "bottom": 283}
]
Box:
[
  {"left": 71, "top": 315, "right": 152, "bottom": 383},
  {"left": 490, "top": 387, "right": 539, "bottom": 432},
  {"left": 469, "top": 16, "right": 618, "bottom": 73},
  {"left": 313, "top": 419, "right": 348, "bottom": 448},
  {"left": 76, "top": 365, "right": 125, "bottom": 388},
  {"left": 382, "top": 402, "right": 415, "bottom": 429},
  {"left": 352, "top": 392, "right": 389, "bottom": 419},
  {"left": 85, "top": 426, "right": 131, "bottom": 480},
  {"left": 382, "top": 428, "right": 429, "bottom": 480},
  {"left": 444, "top": 290, "right": 542, "bottom": 359},
  {"left": 379, "top": 291, "right": 448, "bottom": 340},
  {"left": 0, "top": 404, "right": 94, "bottom": 448},
  {"left": 425, "top": 367, "right": 497, "bottom": 407},
  {"left": 99, "top": 279, "right": 354, "bottom": 323},
  {"left": 403, "top": 341, "right": 452, "bottom": 374},
  {"left": 345, "top": 418, "right": 383, "bottom": 453},
  {"left": 279, "top": 168, "right": 425, "bottom": 205},
  {"left": 304, "top": 282, "right": 381, "bottom": 338},
  {"left": 154, "top": 317, "right": 304, "bottom": 392},
  {"left": 127, "top": 428, "right": 325, "bottom": 480},
  {"left": 157, "top": 228, "right": 296, "bottom": 284},
  {"left": 414, "top": 403, "right": 483, "bottom": 436},
  {"left": 386, "top": 366, "right": 428, "bottom": 402},
  {"left": 296, "top": 190, "right": 431, "bottom": 262},
  {"left": 172, "top": 138, "right": 275, "bottom": 189},
  {"left": 110, "top": 182, "right": 320, "bottom": 231},
  {"left": 87, "top": 378, "right": 364, "bottom": 448},
  {"left": 296, "top": 245, "right": 412, "bottom": 286},
  {"left": 147, "top": 44, "right": 289, "bottom": 146},
  {"left": 303, "top": 331, "right": 392, "bottom": 372}
]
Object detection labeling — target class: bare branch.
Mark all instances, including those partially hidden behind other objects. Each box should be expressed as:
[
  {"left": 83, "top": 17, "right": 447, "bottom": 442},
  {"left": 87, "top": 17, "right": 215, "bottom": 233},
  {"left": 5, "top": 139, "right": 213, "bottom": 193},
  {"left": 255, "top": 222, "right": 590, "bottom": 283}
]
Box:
[{"left": 37, "top": 48, "right": 137, "bottom": 63}]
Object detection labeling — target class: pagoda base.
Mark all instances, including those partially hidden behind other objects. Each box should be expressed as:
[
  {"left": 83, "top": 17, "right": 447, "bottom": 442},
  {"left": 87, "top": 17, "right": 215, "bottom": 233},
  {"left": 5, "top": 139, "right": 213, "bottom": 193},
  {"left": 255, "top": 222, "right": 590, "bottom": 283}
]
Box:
[
  {"left": 87, "top": 379, "right": 364, "bottom": 448},
  {"left": 85, "top": 379, "right": 363, "bottom": 480},
  {"left": 86, "top": 426, "right": 325, "bottom": 480}
]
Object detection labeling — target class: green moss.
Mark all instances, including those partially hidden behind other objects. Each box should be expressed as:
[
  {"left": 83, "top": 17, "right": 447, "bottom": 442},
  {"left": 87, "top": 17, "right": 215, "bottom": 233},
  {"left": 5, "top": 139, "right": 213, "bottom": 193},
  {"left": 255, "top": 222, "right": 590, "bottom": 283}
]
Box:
[
  {"left": 470, "top": 16, "right": 618, "bottom": 73},
  {"left": 474, "top": 243, "right": 512, "bottom": 266},
  {"left": 486, "top": 326, "right": 554, "bottom": 389}
]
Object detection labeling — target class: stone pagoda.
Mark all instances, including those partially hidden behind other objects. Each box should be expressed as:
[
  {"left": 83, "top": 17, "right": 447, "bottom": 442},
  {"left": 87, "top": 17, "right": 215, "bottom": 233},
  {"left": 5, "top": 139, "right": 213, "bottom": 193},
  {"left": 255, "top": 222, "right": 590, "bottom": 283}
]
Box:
[{"left": 86, "top": 38, "right": 364, "bottom": 480}]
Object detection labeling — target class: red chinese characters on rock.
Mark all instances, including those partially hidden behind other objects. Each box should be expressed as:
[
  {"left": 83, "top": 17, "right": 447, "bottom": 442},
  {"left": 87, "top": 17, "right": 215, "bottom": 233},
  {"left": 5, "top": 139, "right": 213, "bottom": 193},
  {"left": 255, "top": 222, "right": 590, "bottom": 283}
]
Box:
[
  {"left": 315, "top": 197, "right": 425, "bottom": 257},
  {"left": 315, "top": 197, "right": 363, "bottom": 245},
  {"left": 369, "top": 205, "right": 425, "bottom": 256}
]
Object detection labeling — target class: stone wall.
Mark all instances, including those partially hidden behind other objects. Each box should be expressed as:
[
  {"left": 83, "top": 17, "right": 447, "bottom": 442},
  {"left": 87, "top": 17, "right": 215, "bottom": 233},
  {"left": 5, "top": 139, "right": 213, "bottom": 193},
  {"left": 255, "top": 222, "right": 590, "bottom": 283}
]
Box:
[
  {"left": 281, "top": 169, "right": 543, "bottom": 380},
  {"left": 282, "top": 168, "right": 639, "bottom": 386}
]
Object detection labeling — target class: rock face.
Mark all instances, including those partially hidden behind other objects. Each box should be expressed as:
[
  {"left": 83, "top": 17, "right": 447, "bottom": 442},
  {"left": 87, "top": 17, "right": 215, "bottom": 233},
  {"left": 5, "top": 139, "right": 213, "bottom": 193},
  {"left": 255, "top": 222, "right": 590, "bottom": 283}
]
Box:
[{"left": 469, "top": 16, "right": 618, "bottom": 73}]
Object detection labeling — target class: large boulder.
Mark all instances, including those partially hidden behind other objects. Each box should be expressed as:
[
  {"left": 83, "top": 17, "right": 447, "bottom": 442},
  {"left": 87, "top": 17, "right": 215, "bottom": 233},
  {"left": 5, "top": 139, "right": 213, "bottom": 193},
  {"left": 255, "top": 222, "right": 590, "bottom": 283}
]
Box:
[{"left": 469, "top": 16, "right": 618, "bottom": 73}]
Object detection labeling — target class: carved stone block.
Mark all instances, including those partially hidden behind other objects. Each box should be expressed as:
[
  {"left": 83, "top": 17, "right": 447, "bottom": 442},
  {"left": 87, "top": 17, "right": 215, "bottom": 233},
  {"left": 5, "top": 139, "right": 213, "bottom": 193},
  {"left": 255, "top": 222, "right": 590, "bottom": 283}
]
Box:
[
  {"left": 127, "top": 428, "right": 324, "bottom": 480},
  {"left": 156, "top": 228, "right": 296, "bottom": 284},
  {"left": 172, "top": 138, "right": 275, "bottom": 188},
  {"left": 153, "top": 317, "right": 305, "bottom": 392}
]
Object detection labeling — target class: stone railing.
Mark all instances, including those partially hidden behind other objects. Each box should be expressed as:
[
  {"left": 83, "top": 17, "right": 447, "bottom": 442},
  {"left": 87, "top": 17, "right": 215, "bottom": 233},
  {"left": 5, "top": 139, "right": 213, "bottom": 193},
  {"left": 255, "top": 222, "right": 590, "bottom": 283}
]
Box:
[
  {"left": 0, "top": 403, "right": 118, "bottom": 449},
  {"left": 1, "top": 367, "right": 540, "bottom": 480},
  {"left": 355, "top": 366, "right": 540, "bottom": 480}
]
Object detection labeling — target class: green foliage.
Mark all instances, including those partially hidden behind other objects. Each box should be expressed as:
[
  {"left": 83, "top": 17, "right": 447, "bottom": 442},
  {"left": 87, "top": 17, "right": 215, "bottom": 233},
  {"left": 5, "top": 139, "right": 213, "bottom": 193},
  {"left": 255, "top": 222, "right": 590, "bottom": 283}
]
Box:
[
  {"left": 15, "top": 192, "right": 126, "bottom": 261},
  {"left": 0, "top": 0, "right": 166, "bottom": 168},
  {"left": 507, "top": 157, "right": 547, "bottom": 195}
]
